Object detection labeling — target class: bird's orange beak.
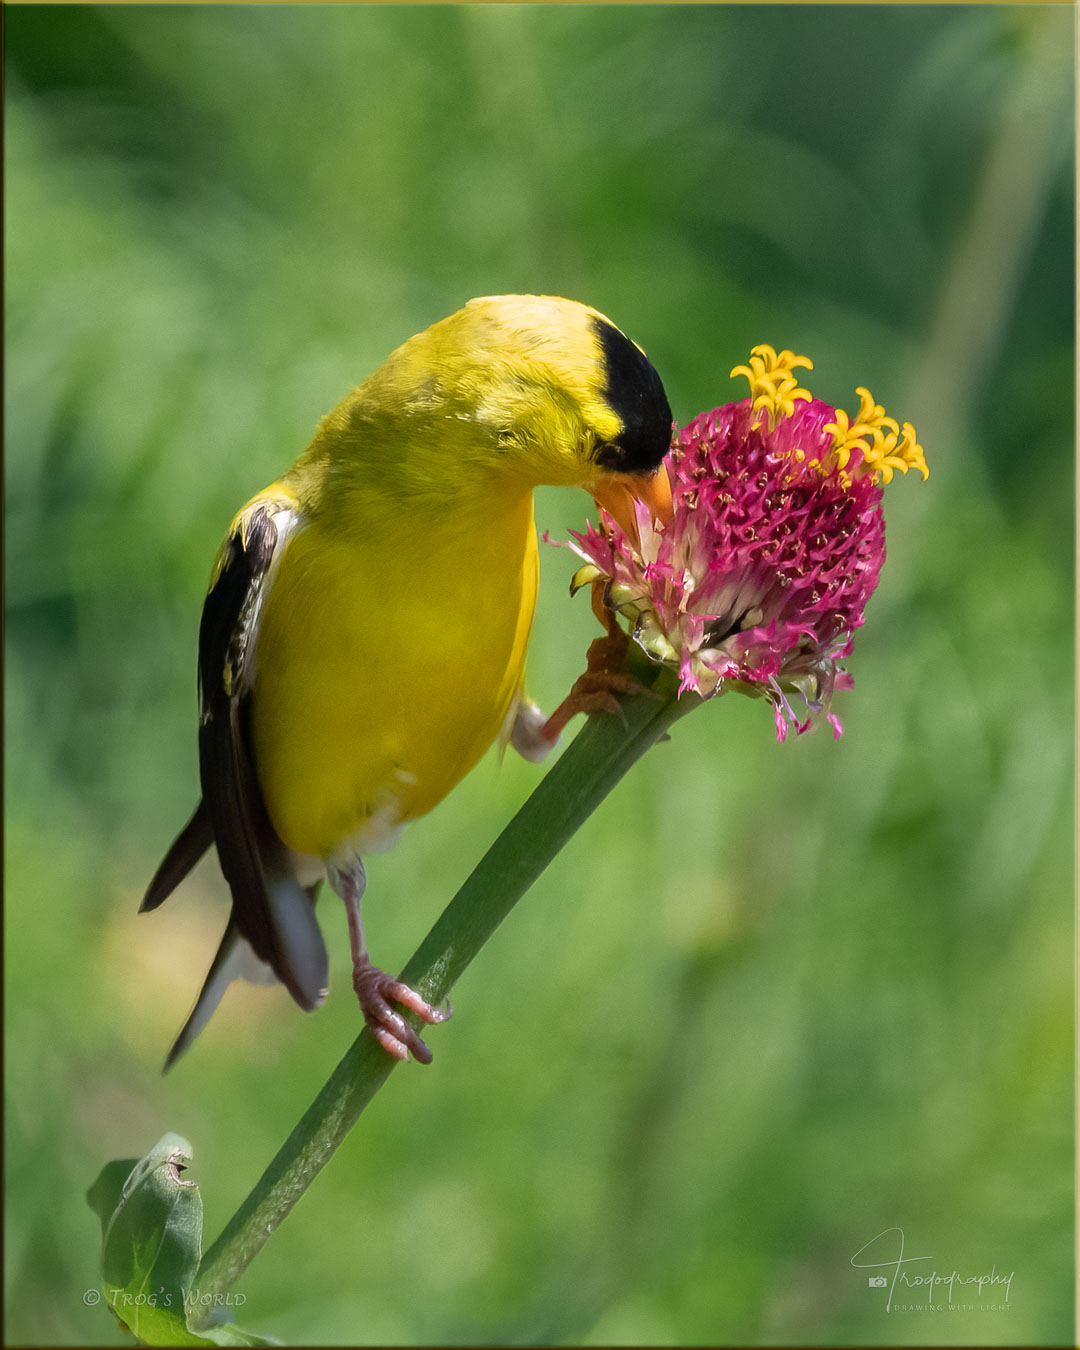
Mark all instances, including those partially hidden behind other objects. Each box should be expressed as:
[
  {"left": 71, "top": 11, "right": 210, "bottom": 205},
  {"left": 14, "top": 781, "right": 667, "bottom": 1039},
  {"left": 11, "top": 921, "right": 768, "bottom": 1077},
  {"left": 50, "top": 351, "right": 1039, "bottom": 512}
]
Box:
[{"left": 589, "top": 467, "right": 674, "bottom": 547}]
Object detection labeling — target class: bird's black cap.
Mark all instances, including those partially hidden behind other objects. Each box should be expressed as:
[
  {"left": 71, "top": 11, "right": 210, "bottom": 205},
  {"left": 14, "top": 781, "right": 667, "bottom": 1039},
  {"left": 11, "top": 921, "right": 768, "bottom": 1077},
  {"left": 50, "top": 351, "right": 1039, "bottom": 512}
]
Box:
[{"left": 591, "top": 316, "right": 674, "bottom": 475}]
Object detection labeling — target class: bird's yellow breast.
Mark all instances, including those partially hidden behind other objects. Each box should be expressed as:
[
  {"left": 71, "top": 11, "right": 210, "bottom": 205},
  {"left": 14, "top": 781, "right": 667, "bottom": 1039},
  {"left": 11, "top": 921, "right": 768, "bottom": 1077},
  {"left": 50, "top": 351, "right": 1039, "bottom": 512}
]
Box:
[{"left": 250, "top": 482, "right": 538, "bottom": 862}]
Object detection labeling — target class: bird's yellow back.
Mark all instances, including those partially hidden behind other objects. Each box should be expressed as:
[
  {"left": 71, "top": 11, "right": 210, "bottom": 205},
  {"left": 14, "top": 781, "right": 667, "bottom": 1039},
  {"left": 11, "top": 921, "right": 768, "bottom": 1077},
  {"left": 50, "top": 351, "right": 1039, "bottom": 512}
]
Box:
[{"left": 295, "top": 295, "right": 627, "bottom": 496}]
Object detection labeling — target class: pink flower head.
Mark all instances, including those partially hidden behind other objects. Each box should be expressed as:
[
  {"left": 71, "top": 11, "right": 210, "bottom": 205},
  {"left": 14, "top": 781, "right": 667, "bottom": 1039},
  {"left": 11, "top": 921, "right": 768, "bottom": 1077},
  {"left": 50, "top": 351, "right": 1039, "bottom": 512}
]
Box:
[{"left": 567, "top": 347, "right": 928, "bottom": 741}]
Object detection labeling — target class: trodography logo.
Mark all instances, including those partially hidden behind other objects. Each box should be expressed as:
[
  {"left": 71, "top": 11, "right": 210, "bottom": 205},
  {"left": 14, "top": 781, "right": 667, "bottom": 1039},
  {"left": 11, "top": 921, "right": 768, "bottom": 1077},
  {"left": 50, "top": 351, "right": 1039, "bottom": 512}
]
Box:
[{"left": 851, "top": 1228, "right": 1015, "bottom": 1314}]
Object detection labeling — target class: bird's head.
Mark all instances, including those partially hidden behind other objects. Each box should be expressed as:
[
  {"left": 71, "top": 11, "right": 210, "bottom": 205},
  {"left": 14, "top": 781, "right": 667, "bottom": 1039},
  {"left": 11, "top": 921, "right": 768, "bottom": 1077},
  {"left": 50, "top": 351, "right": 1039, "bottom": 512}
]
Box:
[{"left": 347, "top": 294, "right": 675, "bottom": 534}]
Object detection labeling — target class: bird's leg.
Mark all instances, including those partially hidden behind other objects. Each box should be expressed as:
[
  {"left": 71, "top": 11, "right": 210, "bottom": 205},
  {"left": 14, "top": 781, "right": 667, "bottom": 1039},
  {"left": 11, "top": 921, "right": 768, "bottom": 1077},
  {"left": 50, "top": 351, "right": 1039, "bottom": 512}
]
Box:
[
  {"left": 541, "top": 581, "right": 661, "bottom": 742},
  {"left": 335, "top": 862, "right": 450, "bottom": 1065}
]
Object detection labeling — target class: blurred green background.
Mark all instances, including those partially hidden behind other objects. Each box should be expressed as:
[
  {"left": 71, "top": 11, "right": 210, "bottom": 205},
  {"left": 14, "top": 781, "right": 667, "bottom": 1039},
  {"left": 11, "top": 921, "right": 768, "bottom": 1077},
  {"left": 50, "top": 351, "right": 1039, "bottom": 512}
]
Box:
[{"left": 4, "top": 4, "right": 1074, "bottom": 1346}]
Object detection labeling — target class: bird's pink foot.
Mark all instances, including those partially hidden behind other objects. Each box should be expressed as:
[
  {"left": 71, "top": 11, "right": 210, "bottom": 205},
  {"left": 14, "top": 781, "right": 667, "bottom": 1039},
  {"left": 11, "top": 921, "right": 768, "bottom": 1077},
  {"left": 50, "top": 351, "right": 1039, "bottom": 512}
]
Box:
[{"left": 353, "top": 958, "right": 450, "bottom": 1065}]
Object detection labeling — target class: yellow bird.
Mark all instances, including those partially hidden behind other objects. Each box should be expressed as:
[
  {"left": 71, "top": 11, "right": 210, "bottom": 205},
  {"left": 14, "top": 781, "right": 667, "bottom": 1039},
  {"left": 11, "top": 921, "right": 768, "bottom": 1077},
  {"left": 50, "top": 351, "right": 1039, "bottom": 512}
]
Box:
[{"left": 142, "top": 295, "right": 673, "bottom": 1066}]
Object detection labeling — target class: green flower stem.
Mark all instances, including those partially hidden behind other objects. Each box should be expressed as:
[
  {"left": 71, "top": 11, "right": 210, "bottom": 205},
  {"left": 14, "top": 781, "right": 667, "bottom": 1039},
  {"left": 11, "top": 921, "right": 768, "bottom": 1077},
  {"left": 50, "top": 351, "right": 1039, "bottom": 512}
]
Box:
[{"left": 192, "top": 667, "right": 696, "bottom": 1315}]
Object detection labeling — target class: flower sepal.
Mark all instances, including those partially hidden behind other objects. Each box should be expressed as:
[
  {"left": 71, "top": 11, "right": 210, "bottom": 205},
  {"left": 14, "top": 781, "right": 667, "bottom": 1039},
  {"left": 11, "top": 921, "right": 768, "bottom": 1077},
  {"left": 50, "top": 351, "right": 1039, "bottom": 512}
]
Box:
[{"left": 569, "top": 563, "right": 604, "bottom": 597}]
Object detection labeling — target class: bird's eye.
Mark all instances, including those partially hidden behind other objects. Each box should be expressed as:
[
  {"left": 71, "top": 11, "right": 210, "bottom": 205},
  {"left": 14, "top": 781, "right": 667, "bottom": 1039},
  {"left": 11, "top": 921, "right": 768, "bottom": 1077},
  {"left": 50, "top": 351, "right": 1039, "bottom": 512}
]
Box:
[{"left": 593, "top": 441, "right": 621, "bottom": 470}]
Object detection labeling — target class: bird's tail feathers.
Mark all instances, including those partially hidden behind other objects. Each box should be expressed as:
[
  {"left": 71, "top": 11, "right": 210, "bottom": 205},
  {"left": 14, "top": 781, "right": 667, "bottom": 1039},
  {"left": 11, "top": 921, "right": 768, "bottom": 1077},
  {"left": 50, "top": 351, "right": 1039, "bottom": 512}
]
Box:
[
  {"left": 141, "top": 800, "right": 214, "bottom": 913},
  {"left": 163, "top": 918, "right": 271, "bottom": 1070},
  {"left": 264, "top": 874, "right": 329, "bottom": 1012},
  {"left": 163, "top": 880, "right": 328, "bottom": 1070}
]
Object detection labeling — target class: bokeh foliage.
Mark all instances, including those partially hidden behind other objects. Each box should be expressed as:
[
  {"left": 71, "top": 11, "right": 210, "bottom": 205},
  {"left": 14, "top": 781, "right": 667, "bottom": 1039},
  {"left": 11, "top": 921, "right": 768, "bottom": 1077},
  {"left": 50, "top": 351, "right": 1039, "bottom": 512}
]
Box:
[{"left": 4, "top": 5, "right": 1073, "bottom": 1346}]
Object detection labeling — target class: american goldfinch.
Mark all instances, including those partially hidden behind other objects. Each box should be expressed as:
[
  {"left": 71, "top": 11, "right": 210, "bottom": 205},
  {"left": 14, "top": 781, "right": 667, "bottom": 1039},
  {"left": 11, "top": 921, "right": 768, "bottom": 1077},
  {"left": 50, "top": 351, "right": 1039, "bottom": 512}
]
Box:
[{"left": 142, "top": 294, "right": 673, "bottom": 1066}]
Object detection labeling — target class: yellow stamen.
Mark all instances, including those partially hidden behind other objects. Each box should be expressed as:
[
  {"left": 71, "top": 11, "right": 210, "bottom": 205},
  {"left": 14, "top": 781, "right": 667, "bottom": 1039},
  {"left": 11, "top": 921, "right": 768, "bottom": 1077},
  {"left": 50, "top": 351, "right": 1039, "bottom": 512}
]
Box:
[
  {"left": 730, "top": 347, "right": 928, "bottom": 488},
  {"left": 824, "top": 386, "right": 928, "bottom": 486},
  {"left": 731, "top": 344, "right": 814, "bottom": 430}
]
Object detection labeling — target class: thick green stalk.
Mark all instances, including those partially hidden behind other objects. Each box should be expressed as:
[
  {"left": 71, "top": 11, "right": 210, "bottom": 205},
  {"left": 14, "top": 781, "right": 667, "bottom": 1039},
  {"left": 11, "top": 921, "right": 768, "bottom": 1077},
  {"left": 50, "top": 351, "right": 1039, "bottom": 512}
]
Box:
[{"left": 193, "top": 671, "right": 694, "bottom": 1310}]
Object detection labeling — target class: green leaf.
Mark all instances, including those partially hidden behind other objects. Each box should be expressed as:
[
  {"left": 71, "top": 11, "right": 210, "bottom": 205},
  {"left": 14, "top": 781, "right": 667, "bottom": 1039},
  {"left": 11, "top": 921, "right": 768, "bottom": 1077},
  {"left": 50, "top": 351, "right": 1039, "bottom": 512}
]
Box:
[
  {"left": 87, "top": 1135, "right": 278, "bottom": 1346},
  {"left": 87, "top": 1157, "right": 140, "bottom": 1237}
]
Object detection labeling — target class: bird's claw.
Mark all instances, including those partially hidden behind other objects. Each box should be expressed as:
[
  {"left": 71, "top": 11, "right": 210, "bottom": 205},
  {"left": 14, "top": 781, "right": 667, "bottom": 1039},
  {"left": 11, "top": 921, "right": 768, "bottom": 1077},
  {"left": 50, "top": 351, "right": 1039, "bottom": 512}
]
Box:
[
  {"left": 353, "top": 961, "right": 451, "bottom": 1065},
  {"left": 542, "top": 631, "right": 660, "bottom": 741}
]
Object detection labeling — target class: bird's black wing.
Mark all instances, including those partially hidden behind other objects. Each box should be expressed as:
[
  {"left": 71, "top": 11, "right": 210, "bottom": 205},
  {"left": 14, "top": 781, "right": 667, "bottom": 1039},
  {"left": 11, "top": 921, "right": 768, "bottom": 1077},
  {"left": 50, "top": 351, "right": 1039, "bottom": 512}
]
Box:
[{"left": 196, "top": 497, "right": 328, "bottom": 1013}]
